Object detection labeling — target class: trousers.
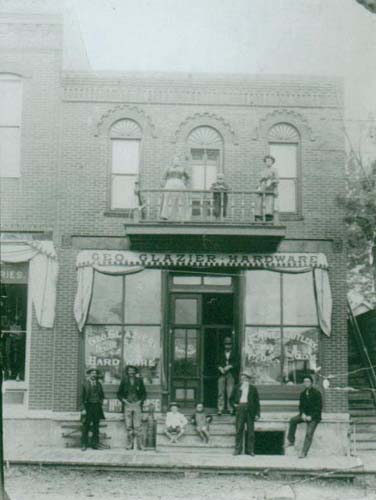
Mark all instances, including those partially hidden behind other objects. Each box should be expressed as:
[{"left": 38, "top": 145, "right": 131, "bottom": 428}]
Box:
[
  {"left": 235, "top": 405, "right": 255, "bottom": 454},
  {"left": 287, "top": 414, "right": 319, "bottom": 456},
  {"left": 217, "top": 372, "right": 234, "bottom": 412},
  {"left": 123, "top": 401, "right": 142, "bottom": 448}
]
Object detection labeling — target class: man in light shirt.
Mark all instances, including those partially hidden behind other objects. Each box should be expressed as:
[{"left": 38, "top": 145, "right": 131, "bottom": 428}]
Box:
[
  {"left": 230, "top": 371, "right": 260, "bottom": 456},
  {"left": 164, "top": 402, "right": 188, "bottom": 443}
]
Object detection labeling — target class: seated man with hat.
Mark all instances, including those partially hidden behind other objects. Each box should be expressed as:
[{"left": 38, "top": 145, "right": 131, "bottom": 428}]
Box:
[
  {"left": 80, "top": 367, "right": 105, "bottom": 451},
  {"left": 230, "top": 370, "right": 260, "bottom": 456},
  {"left": 164, "top": 402, "right": 188, "bottom": 443}
]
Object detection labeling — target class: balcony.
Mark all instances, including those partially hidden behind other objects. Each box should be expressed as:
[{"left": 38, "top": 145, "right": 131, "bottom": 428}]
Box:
[{"left": 124, "top": 189, "right": 286, "bottom": 252}]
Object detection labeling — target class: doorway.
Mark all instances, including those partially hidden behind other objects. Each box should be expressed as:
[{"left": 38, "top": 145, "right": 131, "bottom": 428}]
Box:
[{"left": 169, "top": 289, "right": 235, "bottom": 409}]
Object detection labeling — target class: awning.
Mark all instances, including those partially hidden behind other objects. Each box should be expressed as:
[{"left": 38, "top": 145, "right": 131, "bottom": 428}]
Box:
[
  {"left": 74, "top": 250, "right": 332, "bottom": 336},
  {"left": 1, "top": 241, "right": 58, "bottom": 328}
]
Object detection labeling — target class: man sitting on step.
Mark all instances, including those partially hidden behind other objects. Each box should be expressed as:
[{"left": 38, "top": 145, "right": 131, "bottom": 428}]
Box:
[{"left": 287, "top": 375, "right": 322, "bottom": 458}]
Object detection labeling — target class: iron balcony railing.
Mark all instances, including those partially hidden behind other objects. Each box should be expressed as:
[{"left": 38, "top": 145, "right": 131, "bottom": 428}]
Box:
[{"left": 132, "top": 188, "right": 279, "bottom": 224}]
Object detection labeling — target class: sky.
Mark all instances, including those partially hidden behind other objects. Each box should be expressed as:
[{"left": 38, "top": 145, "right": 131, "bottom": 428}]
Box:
[{"left": 70, "top": 0, "right": 376, "bottom": 121}]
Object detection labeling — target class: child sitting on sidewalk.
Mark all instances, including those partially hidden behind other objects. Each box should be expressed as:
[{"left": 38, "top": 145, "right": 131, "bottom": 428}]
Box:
[
  {"left": 190, "top": 403, "right": 213, "bottom": 443},
  {"left": 164, "top": 402, "right": 188, "bottom": 443}
]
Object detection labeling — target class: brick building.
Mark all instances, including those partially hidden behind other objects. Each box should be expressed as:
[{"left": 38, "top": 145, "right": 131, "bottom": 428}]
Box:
[{"left": 1, "top": 8, "right": 350, "bottom": 456}]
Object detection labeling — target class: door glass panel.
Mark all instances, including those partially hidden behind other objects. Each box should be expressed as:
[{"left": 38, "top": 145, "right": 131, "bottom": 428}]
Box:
[
  {"left": 186, "top": 330, "right": 198, "bottom": 376},
  {"left": 175, "top": 298, "right": 198, "bottom": 324},
  {"left": 173, "top": 329, "right": 198, "bottom": 377},
  {"left": 269, "top": 143, "right": 297, "bottom": 177},
  {"left": 278, "top": 179, "right": 296, "bottom": 213},
  {"left": 244, "top": 327, "right": 282, "bottom": 385},
  {"left": 173, "top": 329, "right": 186, "bottom": 376}
]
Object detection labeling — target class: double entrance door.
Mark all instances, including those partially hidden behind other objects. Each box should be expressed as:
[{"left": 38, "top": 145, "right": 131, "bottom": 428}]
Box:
[{"left": 169, "top": 292, "right": 235, "bottom": 408}]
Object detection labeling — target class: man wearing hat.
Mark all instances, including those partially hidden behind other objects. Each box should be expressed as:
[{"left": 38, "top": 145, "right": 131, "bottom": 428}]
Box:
[
  {"left": 287, "top": 375, "right": 322, "bottom": 458},
  {"left": 217, "top": 336, "right": 238, "bottom": 416},
  {"left": 117, "top": 365, "right": 146, "bottom": 450},
  {"left": 230, "top": 371, "right": 260, "bottom": 456},
  {"left": 255, "top": 154, "right": 279, "bottom": 222},
  {"left": 80, "top": 368, "right": 105, "bottom": 451}
]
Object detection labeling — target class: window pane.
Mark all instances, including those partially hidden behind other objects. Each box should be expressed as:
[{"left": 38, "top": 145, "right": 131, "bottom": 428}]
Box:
[
  {"left": 87, "top": 272, "right": 122, "bottom": 324},
  {"left": 0, "top": 79, "right": 22, "bottom": 125},
  {"left": 173, "top": 276, "right": 202, "bottom": 285},
  {"left": 112, "top": 139, "right": 139, "bottom": 174},
  {"left": 175, "top": 298, "right": 198, "bottom": 324},
  {"left": 191, "top": 164, "right": 206, "bottom": 190},
  {"left": 282, "top": 327, "right": 319, "bottom": 384},
  {"left": 270, "top": 143, "right": 297, "bottom": 177},
  {"left": 279, "top": 179, "right": 296, "bottom": 212},
  {"left": 85, "top": 325, "right": 122, "bottom": 385},
  {"left": 283, "top": 273, "right": 318, "bottom": 325},
  {"left": 173, "top": 329, "right": 198, "bottom": 376},
  {"left": 0, "top": 282, "right": 27, "bottom": 381},
  {"left": 244, "top": 327, "right": 282, "bottom": 384},
  {"left": 111, "top": 175, "right": 138, "bottom": 209},
  {"left": 207, "top": 149, "right": 219, "bottom": 161},
  {"left": 245, "top": 271, "right": 281, "bottom": 324},
  {"left": 0, "top": 128, "right": 21, "bottom": 177},
  {"left": 205, "top": 164, "right": 217, "bottom": 189},
  {"left": 123, "top": 326, "right": 161, "bottom": 384},
  {"left": 124, "top": 270, "right": 161, "bottom": 323},
  {"left": 191, "top": 149, "right": 204, "bottom": 160}
]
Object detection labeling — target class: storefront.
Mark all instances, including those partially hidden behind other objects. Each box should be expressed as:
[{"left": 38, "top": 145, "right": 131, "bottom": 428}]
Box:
[{"left": 75, "top": 250, "right": 331, "bottom": 413}]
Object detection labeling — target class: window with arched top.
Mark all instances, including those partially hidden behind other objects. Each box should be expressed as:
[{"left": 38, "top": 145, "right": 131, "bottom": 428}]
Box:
[
  {"left": 187, "top": 126, "right": 223, "bottom": 190},
  {"left": 268, "top": 123, "right": 300, "bottom": 214},
  {"left": 0, "top": 74, "right": 23, "bottom": 178},
  {"left": 110, "top": 119, "right": 142, "bottom": 210}
]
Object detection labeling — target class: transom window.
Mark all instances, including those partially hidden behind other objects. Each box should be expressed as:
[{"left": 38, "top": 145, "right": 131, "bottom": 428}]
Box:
[
  {"left": 110, "top": 119, "right": 142, "bottom": 210},
  {"left": 268, "top": 123, "right": 300, "bottom": 214},
  {"left": 0, "top": 74, "right": 23, "bottom": 178}
]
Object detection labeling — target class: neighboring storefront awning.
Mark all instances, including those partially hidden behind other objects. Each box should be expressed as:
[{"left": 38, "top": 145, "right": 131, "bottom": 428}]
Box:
[
  {"left": 74, "top": 250, "right": 332, "bottom": 336},
  {"left": 0, "top": 241, "right": 58, "bottom": 328}
]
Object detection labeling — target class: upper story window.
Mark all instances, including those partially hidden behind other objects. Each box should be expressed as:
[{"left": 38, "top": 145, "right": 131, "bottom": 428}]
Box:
[
  {"left": 0, "top": 74, "right": 23, "bottom": 178},
  {"left": 188, "top": 126, "right": 223, "bottom": 190},
  {"left": 110, "top": 119, "right": 142, "bottom": 210},
  {"left": 268, "top": 123, "right": 300, "bottom": 213}
]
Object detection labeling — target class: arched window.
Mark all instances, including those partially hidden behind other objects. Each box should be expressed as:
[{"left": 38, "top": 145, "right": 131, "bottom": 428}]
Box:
[
  {"left": 268, "top": 123, "right": 300, "bottom": 213},
  {"left": 110, "top": 119, "right": 142, "bottom": 210},
  {"left": 0, "top": 74, "right": 23, "bottom": 177},
  {"left": 187, "top": 126, "right": 223, "bottom": 190}
]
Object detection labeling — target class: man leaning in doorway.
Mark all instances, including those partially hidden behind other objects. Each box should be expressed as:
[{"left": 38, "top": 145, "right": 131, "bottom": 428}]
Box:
[
  {"left": 81, "top": 368, "right": 105, "bottom": 451},
  {"left": 230, "top": 371, "right": 260, "bottom": 456},
  {"left": 217, "top": 336, "right": 238, "bottom": 416},
  {"left": 287, "top": 375, "right": 322, "bottom": 458},
  {"left": 117, "top": 365, "right": 147, "bottom": 450}
]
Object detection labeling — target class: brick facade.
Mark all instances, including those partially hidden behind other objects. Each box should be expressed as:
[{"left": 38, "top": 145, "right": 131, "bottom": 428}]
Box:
[{"left": 1, "top": 12, "right": 348, "bottom": 422}]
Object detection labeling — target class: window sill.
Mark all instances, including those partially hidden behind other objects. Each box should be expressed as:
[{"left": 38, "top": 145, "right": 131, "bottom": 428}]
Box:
[
  {"left": 279, "top": 213, "right": 304, "bottom": 222},
  {"left": 3, "top": 380, "right": 27, "bottom": 390},
  {"left": 103, "top": 210, "right": 135, "bottom": 219}
]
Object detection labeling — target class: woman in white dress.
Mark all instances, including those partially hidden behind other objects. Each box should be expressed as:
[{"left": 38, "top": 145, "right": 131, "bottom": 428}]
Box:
[{"left": 160, "top": 154, "right": 190, "bottom": 221}]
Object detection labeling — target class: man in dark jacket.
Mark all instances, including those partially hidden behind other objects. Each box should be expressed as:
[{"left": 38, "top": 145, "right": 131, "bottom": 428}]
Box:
[
  {"left": 217, "top": 336, "right": 238, "bottom": 416},
  {"left": 117, "top": 365, "right": 147, "bottom": 450},
  {"left": 287, "top": 375, "right": 322, "bottom": 458},
  {"left": 81, "top": 368, "right": 105, "bottom": 451},
  {"left": 230, "top": 371, "right": 260, "bottom": 456}
]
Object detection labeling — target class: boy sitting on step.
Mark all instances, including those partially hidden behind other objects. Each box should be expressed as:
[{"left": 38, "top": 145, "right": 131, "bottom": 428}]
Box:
[
  {"left": 164, "top": 402, "right": 188, "bottom": 443},
  {"left": 190, "top": 403, "right": 213, "bottom": 443}
]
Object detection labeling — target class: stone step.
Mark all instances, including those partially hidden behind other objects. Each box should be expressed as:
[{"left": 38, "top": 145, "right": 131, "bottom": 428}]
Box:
[
  {"left": 349, "top": 410, "right": 376, "bottom": 417},
  {"left": 353, "top": 441, "right": 376, "bottom": 451},
  {"left": 157, "top": 427, "right": 236, "bottom": 437},
  {"left": 158, "top": 444, "right": 233, "bottom": 454},
  {"left": 351, "top": 432, "right": 376, "bottom": 442},
  {"left": 157, "top": 434, "right": 235, "bottom": 447},
  {"left": 353, "top": 424, "right": 376, "bottom": 432}
]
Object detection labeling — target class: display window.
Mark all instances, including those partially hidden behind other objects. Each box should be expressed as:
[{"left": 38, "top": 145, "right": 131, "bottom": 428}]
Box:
[{"left": 244, "top": 270, "right": 319, "bottom": 385}]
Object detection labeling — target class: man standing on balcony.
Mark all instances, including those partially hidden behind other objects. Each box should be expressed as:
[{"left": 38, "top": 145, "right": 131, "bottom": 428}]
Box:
[
  {"left": 217, "top": 336, "right": 238, "bottom": 416},
  {"left": 287, "top": 375, "right": 322, "bottom": 458},
  {"left": 255, "top": 155, "right": 279, "bottom": 222},
  {"left": 117, "top": 365, "right": 147, "bottom": 450}
]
